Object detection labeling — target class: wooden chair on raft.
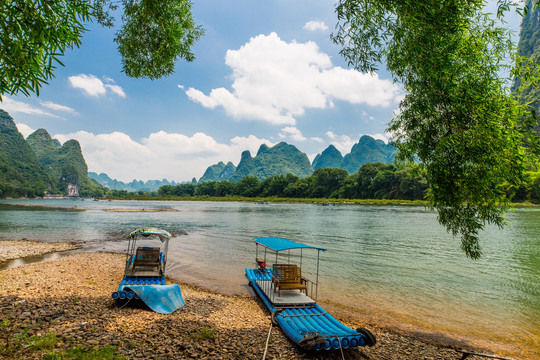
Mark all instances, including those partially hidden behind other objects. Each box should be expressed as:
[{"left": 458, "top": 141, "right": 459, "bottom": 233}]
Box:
[
  {"left": 272, "top": 264, "right": 307, "bottom": 296},
  {"left": 132, "top": 247, "right": 161, "bottom": 272}
]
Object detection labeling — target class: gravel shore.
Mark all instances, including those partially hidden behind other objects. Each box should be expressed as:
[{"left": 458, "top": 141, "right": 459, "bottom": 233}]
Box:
[
  {"left": 0, "top": 240, "right": 80, "bottom": 262},
  {"left": 0, "top": 252, "right": 511, "bottom": 360}
]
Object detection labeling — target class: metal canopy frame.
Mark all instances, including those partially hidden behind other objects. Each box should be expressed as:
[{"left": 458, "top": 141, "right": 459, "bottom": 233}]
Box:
[
  {"left": 125, "top": 228, "right": 171, "bottom": 275},
  {"left": 253, "top": 237, "right": 325, "bottom": 300}
]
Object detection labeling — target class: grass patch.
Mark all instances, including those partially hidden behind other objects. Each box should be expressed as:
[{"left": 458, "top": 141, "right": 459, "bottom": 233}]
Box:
[
  {"left": 43, "top": 345, "right": 126, "bottom": 360},
  {"left": 188, "top": 326, "right": 215, "bottom": 341}
]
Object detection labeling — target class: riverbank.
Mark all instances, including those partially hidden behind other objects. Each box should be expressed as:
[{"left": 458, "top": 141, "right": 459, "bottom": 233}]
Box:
[
  {"left": 0, "top": 240, "right": 80, "bottom": 263},
  {"left": 0, "top": 251, "right": 511, "bottom": 360}
]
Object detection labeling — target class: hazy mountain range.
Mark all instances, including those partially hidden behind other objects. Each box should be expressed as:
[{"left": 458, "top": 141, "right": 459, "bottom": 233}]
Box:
[{"left": 88, "top": 172, "right": 180, "bottom": 192}]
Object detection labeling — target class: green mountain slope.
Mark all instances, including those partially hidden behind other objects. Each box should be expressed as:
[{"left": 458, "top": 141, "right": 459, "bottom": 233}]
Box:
[
  {"left": 229, "top": 142, "right": 313, "bottom": 181},
  {"left": 514, "top": 0, "right": 540, "bottom": 134},
  {"left": 27, "top": 128, "right": 104, "bottom": 197},
  {"left": 312, "top": 145, "right": 344, "bottom": 170},
  {"left": 198, "top": 161, "right": 237, "bottom": 182},
  {"left": 341, "top": 136, "right": 396, "bottom": 173},
  {"left": 0, "top": 110, "right": 51, "bottom": 197}
]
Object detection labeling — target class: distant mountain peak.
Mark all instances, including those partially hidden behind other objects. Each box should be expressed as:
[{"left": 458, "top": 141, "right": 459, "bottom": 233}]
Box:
[
  {"left": 229, "top": 141, "right": 313, "bottom": 182},
  {"left": 312, "top": 144, "right": 344, "bottom": 170},
  {"left": 257, "top": 144, "right": 270, "bottom": 156}
]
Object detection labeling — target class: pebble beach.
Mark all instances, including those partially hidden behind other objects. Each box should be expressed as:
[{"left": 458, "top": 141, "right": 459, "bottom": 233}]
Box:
[{"left": 0, "top": 243, "right": 511, "bottom": 359}]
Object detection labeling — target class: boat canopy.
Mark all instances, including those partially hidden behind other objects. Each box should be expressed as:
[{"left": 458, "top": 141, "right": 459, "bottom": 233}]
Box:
[
  {"left": 128, "top": 228, "right": 171, "bottom": 242},
  {"left": 253, "top": 237, "right": 326, "bottom": 252}
]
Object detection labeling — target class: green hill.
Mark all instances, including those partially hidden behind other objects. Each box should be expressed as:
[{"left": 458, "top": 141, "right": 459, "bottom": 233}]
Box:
[
  {"left": 26, "top": 129, "right": 104, "bottom": 197},
  {"left": 0, "top": 110, "right": 51, "bottom": 197},
  {"left": 341, "top": 136, "right": 396, "bottom": 173},
  {"left": 513, "top": 0, "right": 540, "bottom": 134},
  {"left": 312, "top": 145, "right": 344, "bottom": 170},
  {"left": 198, "top": 161, "right": 236, "bottom": 182},
  {"left": 229, "top": 142, "right": 313, "bottom": 181}
]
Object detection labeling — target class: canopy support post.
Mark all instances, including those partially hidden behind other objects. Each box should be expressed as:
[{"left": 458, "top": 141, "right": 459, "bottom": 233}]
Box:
[{"left": 315, "top": 250, "right": 321, "bottom": 300}]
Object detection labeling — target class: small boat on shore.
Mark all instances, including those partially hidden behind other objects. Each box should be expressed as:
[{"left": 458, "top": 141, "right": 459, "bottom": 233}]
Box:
[
  {"left": 245, "top": 237, "right": 376, "bottom": 351},
  {"left": 111, "top": 228, "right": 185, "bottom": 314}
]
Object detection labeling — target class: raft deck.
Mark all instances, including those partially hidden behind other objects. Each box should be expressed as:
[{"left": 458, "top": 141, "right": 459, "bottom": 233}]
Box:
[{"left": 246, "top": 267, "right": 373, "bottom": 350}]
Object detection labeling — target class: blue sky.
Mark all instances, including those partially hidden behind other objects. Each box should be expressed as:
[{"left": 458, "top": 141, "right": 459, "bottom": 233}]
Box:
[{"left": 1, "top": 0, "right": 522, "bottom": 182}]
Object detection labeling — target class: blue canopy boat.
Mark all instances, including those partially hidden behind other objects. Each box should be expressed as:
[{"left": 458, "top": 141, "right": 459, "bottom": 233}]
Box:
[
  {"left": 245, "top": 237, "right": 376, "bottom": 351},
  {"left": 111, "top": 228, "right": 185, "bottom": 314}
]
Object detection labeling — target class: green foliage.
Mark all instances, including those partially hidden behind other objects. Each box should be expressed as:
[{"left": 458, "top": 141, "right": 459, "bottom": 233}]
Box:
[
  {"left": 156, "top": 162, "right": 430, "bottom": 201},
  {"left": 332, "top": 0, "right": 540, "bottom": 258},
  {"left": 115, "top": 0, "right": 204, "bottom": 79},
  {"left": 0, "top": 0, "right": 90, "bottom": 98},
  {"left": 0, "top": 0, "right": 203, "bottom": 98}
]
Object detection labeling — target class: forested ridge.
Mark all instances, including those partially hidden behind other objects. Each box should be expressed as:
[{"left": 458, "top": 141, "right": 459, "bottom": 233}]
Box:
[
  {"left": 154, "top": 163, "right": 540, "bottom": 203},
  {"left": 0, "top": 110, "right": 104, "bottom": 198}
]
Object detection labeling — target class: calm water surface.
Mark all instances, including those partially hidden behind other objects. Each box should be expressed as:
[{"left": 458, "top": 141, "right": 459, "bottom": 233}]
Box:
[{"left": 0, "top": 199, "right": 538, "bottom": 358}]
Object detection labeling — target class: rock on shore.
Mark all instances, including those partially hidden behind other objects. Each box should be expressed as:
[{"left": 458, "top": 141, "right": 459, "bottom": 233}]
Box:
[
  {"left": 0, "top": 240, "right": 80, "bottom": 262},
  {"left": 0, "top": 253, "right": 485, "bottom": 359}
]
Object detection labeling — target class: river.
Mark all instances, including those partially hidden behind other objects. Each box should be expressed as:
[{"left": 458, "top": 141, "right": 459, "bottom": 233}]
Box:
[{"left": 0, "top": 199, "right": 538, "bottom": 358}]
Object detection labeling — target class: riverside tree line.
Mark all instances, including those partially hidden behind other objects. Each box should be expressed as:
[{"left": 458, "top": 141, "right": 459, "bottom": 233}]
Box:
[{"left": 153, "top": 162, "right": 540, "bottom": 203}]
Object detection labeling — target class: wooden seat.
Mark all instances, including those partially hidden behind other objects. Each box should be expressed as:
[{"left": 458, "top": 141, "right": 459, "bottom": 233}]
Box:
[
  {"left": 133, "top": 247, "right": 160, "bottom": 267},
  {"left": 272, "top": 264, "right": 307, "bottom": 296}
]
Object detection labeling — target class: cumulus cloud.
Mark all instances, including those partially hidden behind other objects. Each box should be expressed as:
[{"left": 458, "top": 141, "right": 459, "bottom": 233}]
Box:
[
  {"left": 0, "top": 97, "right": 58, "bottom": 118},
  {"left": 279, "top": 126, "right": 307, "bottom": 141},
  {"left": 303, "top": 20, "right": 328, "bottom": 32},
  {"left": 185, "top": 33, "right": 400, "bottom": 125},
  {"left": 68, "top": 74, "right": 125, "bottom": 98},
  {"left": 53, "top": 130, "right": 273, "bottom": 182}
]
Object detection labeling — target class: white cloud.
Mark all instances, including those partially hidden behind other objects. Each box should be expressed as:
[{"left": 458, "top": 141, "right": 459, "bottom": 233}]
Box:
[
  {"left": 15, "top": 123, "right": 36, "bottom": 138},
  {"left": 39, "top": 100, "right": 78, "bottom": 115},
  {"left": 177, "top": 84, "right": 185, "bottom": 90},
  {"left": 186, "top": 33, "right": 400, "bottom": 125},
  {"left": 53, "top": 130, "right": 273, "bottom": 182},
  {"left": 325, "top": 131, "right": 356, "bottom": 154},
  {"left": 303, "top": 20, "right": 328, "bottom": 32},
  {"left": 279, "top": 126, "right": 307, "bottom": 141},
  {"left": 1, "top": 97, "right": 58, "bottom": 117},
  {"left": 68, "top": 74, "right": 125, "bottom": 98},
  {"left": 104, "top": 84, "right": 126, "bottom": 98}
]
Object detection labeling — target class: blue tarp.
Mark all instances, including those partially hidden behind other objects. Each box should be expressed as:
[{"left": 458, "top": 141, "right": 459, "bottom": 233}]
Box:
[
  {"left": 125, "top": 284, "right": 185, "bottom": 314},
  {"left": 253, "top": 237, "right": 326, "bottom": 252}
]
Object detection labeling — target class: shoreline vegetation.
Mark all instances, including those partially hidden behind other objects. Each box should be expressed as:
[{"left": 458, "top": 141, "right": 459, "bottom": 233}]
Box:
[
  {"left": 0, "top": 243, "right": 525, "bottom": 359},
  {"left": 3, "top": 196, "right": 539, "bottom": 209}
]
